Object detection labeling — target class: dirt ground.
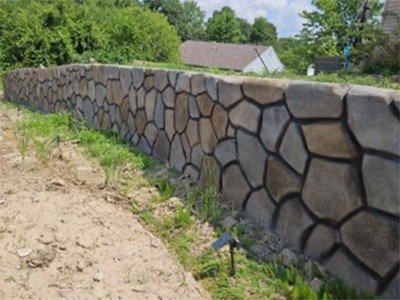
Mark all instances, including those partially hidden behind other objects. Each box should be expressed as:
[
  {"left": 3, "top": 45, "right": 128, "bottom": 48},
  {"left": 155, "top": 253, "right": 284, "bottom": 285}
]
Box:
[{"left": 0, "top": 106, "right": 209, "bottom": 299}]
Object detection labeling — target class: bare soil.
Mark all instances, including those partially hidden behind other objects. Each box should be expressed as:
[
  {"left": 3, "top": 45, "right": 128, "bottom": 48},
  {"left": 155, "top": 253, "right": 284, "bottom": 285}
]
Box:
[{"left": 0, "top": 107, "right": 209, "bottom": 299}]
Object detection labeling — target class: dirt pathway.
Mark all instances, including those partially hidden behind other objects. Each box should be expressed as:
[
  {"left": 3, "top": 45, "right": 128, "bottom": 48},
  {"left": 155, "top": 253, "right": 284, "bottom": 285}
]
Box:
[{"left": 0, "top": 106, "right": 209, "bottom": 299}]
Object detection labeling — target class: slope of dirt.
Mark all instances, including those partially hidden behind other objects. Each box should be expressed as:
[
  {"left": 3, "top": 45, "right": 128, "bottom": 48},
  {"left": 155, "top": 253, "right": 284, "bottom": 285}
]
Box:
[{"left": 0, "top": 107, "right": 209, "bottom": 299}]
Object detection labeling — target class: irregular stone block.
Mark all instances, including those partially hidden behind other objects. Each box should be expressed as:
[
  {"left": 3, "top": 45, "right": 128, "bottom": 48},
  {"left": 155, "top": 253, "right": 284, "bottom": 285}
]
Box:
[
  {"left": 181, "top": 133, "right": 191, "bottom": 159},
  {"left": 128, "top": 87, "right": 137, "bottom": 113},
  {"left": 191, "top": 145, "right": 204, "bottom": 169},
  {"left": 275, "top": 197, "right": 313, "bottom": 250},
  {"left": 302, "top": 122, "right": 357, "bottom": 159},
  {"left": 215, "top": 139, "right": 236, "bottom": 167},
  {"left": 135, "top": 110, "right": 146, "bottom": 135},
  {"left": 143, "top": 75, "right": 154, "bottom": 90},
  {"left": 219, "top": 77, "right": 243, "bottom": 108},
  {"left": 111, "top": 81, "right": 124, "bottom": 106},
  {"left": 138, "top": 136, "right": 152, "bottom": 155},
  {"left": 303, "top": 159, "right": 362, "bottom": 222},
  {"left": 144, "top": 123, "right": 158, "bottom": 146},
  {"left": 95, "top": 84, "right": 107, "bottom": 107},
  {"left": 137, "top": 87, "right": 146, "bottom": 109},
  {"left": 162, "top": 87, "right": 175, "bottom": 108},
  {"left": 88, "top": 80, "right": 96, "bottom": 102},
  {"left": 305, "top": 224, "right": 339, "bottom": 260},
  {"left": 185, "top": 165, "right": 200, "bottom": 182},
  {"left": 132, "top": 68, "right": 145, "bottom": 89},
  {"left": 222, "top": 164, "right": 250, "bottom": 207},
  {"left": 120, "top": 67, "right": 132, "bottom": 95},
  {"left": 144, "top": 89, "right": 157, "bottom": 121},
  {"left": 211, "top": 104, "right": 228, "bottom": 140},
  {"left": 154, "top": 70, "right": 168, "bottom": 91},
  {"left": 381, "top": 271, "right": 400, "bottom": 300},
  {"left": 188, "top": 95, "right": 200, "bottom": 119},
  {"left": 153, "top": 131, "right": 170, "bottom": 163},
  {"left": 286, "top": 82, "right": 348, "bottom": 118},
  {"left": 229, "top": 100, "right": 260, "bottom": 133},
  {"left": 175, "top": 93, "right": 189, "bottom": 133},
  {"left": 363, "top": 155, "right": 399, "bottom": 216},
  {"left": 245, "top": 189, "right": 275, "bottom": 227},
  {"left": 205, "top": 76, "right": 218, "bottom": 101},
  {"left": 324, "top": 249, "right": 378, "bottom": 294},
  {"left": 154, "top": 94, "right": 165, "bottom": 129},
  {"left": 164, "top": 109, "right": 175, "bottom": 141},
  {"left": 82, "top": 99, "right": 94, "bottom": 125},
  {"left": 170, "top": 135, "right": 186, "bottom": 172},
  {"left": 176, "top": 73, "right": 191, "bottom": 93},
  {"left": 266, "top": 156, "right": 302, "bottom": 202},
  {"left": 341, "top": 211, "right": 399, "bottom": 277},
  {"left": 347, "top": 86, "right": 400, "bottom": 156},
  {"left": 197, "top": 93, "right": 214, "bottom": 117},
  {"left": 243, "top": 78, "right": 287, "bottom": 104},
  {"left": 200, "top": 118, "right": 218, "bottom": 154},
  {"left": 279, "top": 123, "right": 308, "bottom": 174},
  {"left": 186, "top": 119, "right": 199, "bottom": 147},
  {"left": 106, "top": 65, "right": 120, "bottom": 80},
  {"left": 168, "top": 71, "right": 178, "bottom": 87},
  {"left": 191, "top": 74, "right": 206, "bottom": 95},
  {"left": 260, "top": 105, "right": 290, "bottom": 152},
  {"left": 237, "top": 130, "right": 267, "bottom": 188}
]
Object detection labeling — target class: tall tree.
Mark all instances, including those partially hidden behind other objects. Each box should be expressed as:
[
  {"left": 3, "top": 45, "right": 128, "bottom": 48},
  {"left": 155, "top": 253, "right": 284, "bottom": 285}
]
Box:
[
  {"left": 205, "top": 6, "right": 244, "bottom": 43},
  {"left": 250, "top": 17, "right": 277, "bottom": 45},
  {"left": 237, "top": 18, "right": 252, "bottom": 43}
]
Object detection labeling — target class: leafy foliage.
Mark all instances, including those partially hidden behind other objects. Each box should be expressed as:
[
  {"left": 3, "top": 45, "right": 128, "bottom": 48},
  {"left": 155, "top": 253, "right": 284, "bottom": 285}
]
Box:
[
  {"left": 249, "top": 17, "right": 277, "bottom": 45},
  {"left": 205, "top": 7, "right": 244, "bottom": 43},
  {"left": 0, "top": 0, "right": 180, "bottom": 71}
]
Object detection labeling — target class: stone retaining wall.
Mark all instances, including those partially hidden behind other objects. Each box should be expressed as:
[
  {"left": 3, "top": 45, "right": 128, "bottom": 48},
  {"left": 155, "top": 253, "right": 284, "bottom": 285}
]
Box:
[{"left": 3, "top": 65, "right": 400, "bottom": 297}]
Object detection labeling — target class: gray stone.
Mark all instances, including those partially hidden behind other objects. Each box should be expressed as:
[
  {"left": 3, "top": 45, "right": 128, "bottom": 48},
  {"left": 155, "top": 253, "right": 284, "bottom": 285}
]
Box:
[
  {"left": 162, "top": 87, "right": 175, "bottom": 108},
  {"left": 127, "top": 112, "right": 136, "bottom": 134},
  {"left": 120, "top": 68, "right": 132, "bottom": 94},
  {"left": 260, "top": 105, "right": 290, "bottom": 152},
  {"left": 211, "top": 104, "right": 228, "bottom": 140},
  {"left": 168, "top": 71, "right": 178, "bottom": 87},
  {"left": 137, "top": 87, "right": 146, "bottom": 109},
  {"left": 144, "top": 123, "right": 158, "bottom": 146},
  {"left": 88, "top": 80, "right": 96, "bottom": 102},
  {"left": 191, "top": 74, "right": 206, "bottom": 95},
  {"left": 363, "top": 154, "right": 399, "bottom": 216},
  {"left": 135, "top": 110, "right": 147, "bottom": 135},
  {"left": 341, "top": 211, "right": 399, "bottom": 277},
  {"left": 302, "top": 122, "right": 357, "bottom": 159},
  {"left": 279, "top": 123, "right": 308, "bottom": 174},
  {"left": 237, "top": 130, "right": 267, "bottom": 188},
  {"left": 191, "top": 145, "right": 204, "bottom": 168},
  {"left": 215, "top": 139, "right": 237, "bottom": 166},
  {"left": 144, "top": 89, "right": 157, "bottom": 121},
  {"left": 229, "top": 101, "right": 260, "bottom": 133},
  {"left": 205, "top": 76, "right": 218, "bottom": 101},
  {"left": 305, "top": 224, "right": 339, "bottom": 260},
  {"left": 143, "top": 75, "right": 154, "bottom": 90},
  {"left": 279, "top": 248, "right": 298, "bottom": 267},
  {"left": 266, "top": 156, "right": 302, "bottom": 202},
  {"left": 154, "top": 94, "right": 165, "bottom": 129},
  {"left": 324, "top": 249, "right": 378, "bottom": 294},
  {"left": 347, "top": 87, "right": 400, "bottom": 156},
  {"left": 200, "top": 118, "right": 218, "bottom": 154},
  {"left": 82, "top": 99, "right": 94, "bottom": 124},
  {"left": 245, "top": 189, "right": 275, "bottom": 227},
  {"left": 170, "top": 135, "right": 186, "bottom": 172},
  {"left": 184, "top": 165, "right": 199, "bottom": 182},
  {"left": 154, "top": 70, "right": 168, "bottom": 91},
  {"left": 138, "top": 137, "right": 152, "bottom": 155},
  {"left": 222, "top": 164, "right": 250, "bottom": 207},
  {"left": 181, "top": 133, "right": 191, "bottom": 160},
  {"left": 188, "top": 95, "right": 200, "bottom": 119},
  {"left": 286, "top": 82, "right": 348, "bottom": 118},
  {"left": 111, "top": 81, "right": 124, "bottom": 106},
  {"left": 303, "top": 159, "right": 362, "bottom": 222},
  {"left": 381, "top": 271, "right": 400, "bottom": 300},
  {"left": 186, "top": 119, "right": 199, "bottom": 147},
  {"left": 197, "top": 93, "right": 214, "bottom": 117},
  {"left": 275, "top": 197, "right": 313, "bottom": 250},
  {"left": 176, "top": 73, "right": 191, "bottom": 93},
  {"left": 242, "top": 78, "right": 287, "bottom": 104},
  {"left": 128, "top": 87, "right": 137, "bottom": 113},
  {"left": 219, "top": 216, "right": 237, "bottom": 229},
  {"left": 175, "top": 93, "right": 189, "bottom": 133},
  {"left": 165, "top": 109, "right": 175, "bottom": 141},
  {"left": 153, "top": 131, "right": 170, "bottom": 163},
  {"left": 106, "top": 66, "right": 120, "bottom": 80},
  {"left": 219, "top": 77, "right": 243, "bottom": 108},
  {"left": 95, "top": 84, "right": 107, "bottom": 107}
]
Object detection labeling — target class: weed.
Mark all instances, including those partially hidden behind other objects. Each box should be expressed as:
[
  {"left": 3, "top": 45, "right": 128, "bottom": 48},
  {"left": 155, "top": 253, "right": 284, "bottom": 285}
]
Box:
[{"left": 17, "top": 134, "right": 30, "bottom": 161}]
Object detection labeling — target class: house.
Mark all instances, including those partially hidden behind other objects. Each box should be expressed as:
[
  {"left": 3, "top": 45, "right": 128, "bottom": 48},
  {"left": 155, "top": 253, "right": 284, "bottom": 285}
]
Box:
[
  {"left": 180, "top": 40, "right": 285, "bottom": 73},
  {"left": 382, "top": 0, "right": 400, "bottom": 42}
]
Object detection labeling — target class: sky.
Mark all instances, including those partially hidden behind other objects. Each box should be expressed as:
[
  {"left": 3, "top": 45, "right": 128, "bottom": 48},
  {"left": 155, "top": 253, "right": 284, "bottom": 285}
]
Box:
[{"left": 193, "top": 0, "right": 315, "bottom": 37}]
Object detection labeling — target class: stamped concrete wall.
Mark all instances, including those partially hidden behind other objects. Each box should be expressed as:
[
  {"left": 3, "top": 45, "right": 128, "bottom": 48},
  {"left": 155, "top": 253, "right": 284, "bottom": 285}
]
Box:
[{"left": 3, "top": 65, "right": 400, "bottom": 297}]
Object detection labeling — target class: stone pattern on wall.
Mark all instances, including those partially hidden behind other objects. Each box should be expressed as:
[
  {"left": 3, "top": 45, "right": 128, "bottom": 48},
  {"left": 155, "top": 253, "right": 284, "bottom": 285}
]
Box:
[{"left": 3, "top": 65, "right": 400, "bottom": 297}]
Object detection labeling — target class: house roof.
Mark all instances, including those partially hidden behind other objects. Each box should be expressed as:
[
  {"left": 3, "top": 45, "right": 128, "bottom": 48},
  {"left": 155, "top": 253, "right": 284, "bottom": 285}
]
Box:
[{"left": 180, "top": 40, "right": 269, "bottom": 71}]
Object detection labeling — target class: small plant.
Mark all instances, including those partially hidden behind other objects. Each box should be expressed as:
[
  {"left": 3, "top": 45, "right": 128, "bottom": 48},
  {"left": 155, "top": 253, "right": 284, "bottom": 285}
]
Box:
[
  {"left": 17, "top": 134, "right": 30, "bottom": 161},
  {"left": 152, "top": 175, "right": 175, "bottom": 202}
]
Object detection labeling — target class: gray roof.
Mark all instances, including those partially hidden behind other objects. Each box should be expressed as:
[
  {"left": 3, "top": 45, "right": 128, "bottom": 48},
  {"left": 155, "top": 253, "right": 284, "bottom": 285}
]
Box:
[{"left": 180, "top": 40, "right": 269, "bottom": 71}]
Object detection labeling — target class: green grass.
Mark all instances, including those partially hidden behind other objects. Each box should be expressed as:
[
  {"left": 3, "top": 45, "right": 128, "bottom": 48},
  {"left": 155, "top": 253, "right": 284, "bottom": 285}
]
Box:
[
  {"left": 131, "top": 61, "right": 400, "bottom": 90},
  {"left": 2, "top": 102, "right": 372, "bottom": 300}
]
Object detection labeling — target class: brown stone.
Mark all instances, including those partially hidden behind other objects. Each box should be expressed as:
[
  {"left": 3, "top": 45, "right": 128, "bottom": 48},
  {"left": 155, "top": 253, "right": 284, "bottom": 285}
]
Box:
[
  {"left": 341, "top": 211, "right": 399, "bottom": 277},
  {"left": 237, "top": 130, "right": 267, "bottom": 188},
  {"left": 165, "top": 109, "right": 175, "bottom": 141},
  {"left": 305, "top": 224, "right": 339, "bottom": 260},
  {"left": 324, "top": 249, "right": 378, "bottom": 294},
  {"left": 154, "top": 70, "right": 168, "bottom": 91},
  {"left": 144, "top": 89, "right": 157, "bottom": 121},
  {"left": 275, "top": 197, "right": 313, "bottom": 250},
  {"left": 135, "top": 110, "right": 147, "bottom": 135},
  {"left": 219, "top": 77, "right": 243, "bottom": 108},
  {"left": 153, "top": 131, "right": 170, "bottom": 163},
  {"left": 95, "top": 84, "right": 107, "bottom": 107},
  {"left": 162, "top": 87, "right": 175, "bottom": 108},
  {"left": 128, "top": 87, "right": 137, "bottom": 113},
  {"left": 279, "top": 123, "right": 308, "bottom": 174},
  {"left": 197, "top": 93, "right": 214, "bottom": 116},
  {"left": 137, "top": 87, "right": 146, "bottom": 109},
  {"left": 170, "top": 135, "right": 186, "bottom": 172},
  {"left": 215, "top": 139, "right": 237, "bottom": 167},
  {"left": 302, "top": 122, "right": 357, "bottom": 159},
  {"left": 143, "top": 75, "right": 154, "bottom": 90},
  {"left": 112, "top": 81, "right": 124, "bottom": 106},
  {"left": 229, "top": 100, "right": 260, "bottom": 133},
  {"left": 176, "top": 73, "right": 191, "bottom": 93},
  {"left": 303, "top": 159, "right": 362, "bottom": 222},
  {"left": 88, "top": 80, "right": 96, "bottom": 102},
  {"left": 286, "top": 82, "right": 348, "bottom": 118},
  {"left": 222, "top": 164, "right": 250, "bottom": 207},
  {"left": 191, "top": 74, "right": 206, "bottom": 95},
  {"left": 245, "top": 189, "right": 275, "bottom": 227},
  {"left": 363, "top": 154, "right": 399, "bottom": 216},
  {"left": 266, "top": 156, "right": 302, "bottom": 202},
  {"left": 242, "top": 78, "right": 287, "bottom": 104},
  {"left": 175, "top": 93, "right": 189, "bottom": 133},
  {"left": 186, "top": 119, "right": 199, "bottom": 147},
  {"left": 260, "top": 105, "right": 290, "bottom": 152},
  {"left": 191, "top": 145, "right": 204, "bottom": 168},
  {"left": 188, "top": 95, "right": 200, "bottom": 119},
  {"left": 211, "top": 104, "right": 228, "bottom": 140},
  {"left": 199, "top": 118, "right": 218, "bottom": 154},
  {"left": 154, "top": 94, "right": 165, "bottom": 129}
]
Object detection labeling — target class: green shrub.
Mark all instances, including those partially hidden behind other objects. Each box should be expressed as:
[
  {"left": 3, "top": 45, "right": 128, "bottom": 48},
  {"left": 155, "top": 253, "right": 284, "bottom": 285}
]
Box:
[{"left": 0, "top": 0, "right": 180, "bottom": 71}]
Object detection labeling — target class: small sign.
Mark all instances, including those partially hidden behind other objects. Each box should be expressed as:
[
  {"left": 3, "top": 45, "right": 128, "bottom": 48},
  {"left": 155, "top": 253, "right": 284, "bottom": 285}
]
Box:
[{"left": 212, "top": 232, "right": 236, "bottom": 251}]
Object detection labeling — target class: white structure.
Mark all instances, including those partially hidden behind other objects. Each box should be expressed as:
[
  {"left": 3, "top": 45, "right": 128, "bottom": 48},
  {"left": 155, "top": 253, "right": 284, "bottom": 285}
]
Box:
[{"left": 180, "top": 40, "right": 285, "bottom": 73}]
